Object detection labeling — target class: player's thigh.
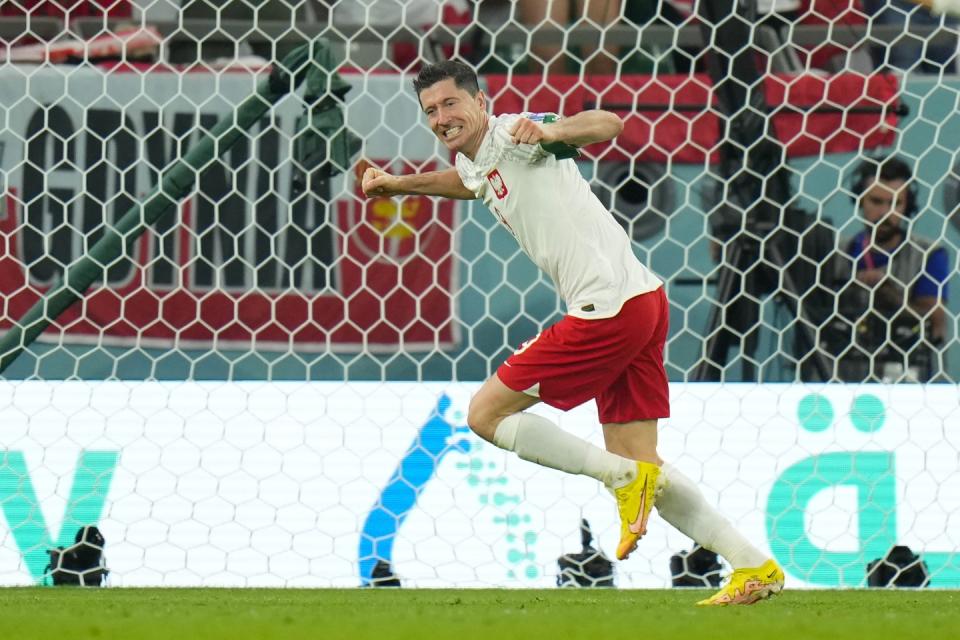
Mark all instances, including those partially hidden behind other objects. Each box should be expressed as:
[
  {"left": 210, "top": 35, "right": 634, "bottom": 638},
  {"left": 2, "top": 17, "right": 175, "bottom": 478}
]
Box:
[
  {"left": 596, "top": 349, "right": 669, "bottom": 420},
  {"left": 597, "top": 288, "right": 670, "bottom": 462},
  {"left": 499, "top": 318, "right": 626, "bottom": 413},
  {"left": 467, "top": 373, "right": 541, "bottom": 442}
]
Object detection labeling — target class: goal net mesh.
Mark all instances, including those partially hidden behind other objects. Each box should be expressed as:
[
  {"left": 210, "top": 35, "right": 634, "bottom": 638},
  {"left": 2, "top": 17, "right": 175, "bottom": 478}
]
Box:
[{"left": 0, "top": 0, "right": 958, "bottom": 589}]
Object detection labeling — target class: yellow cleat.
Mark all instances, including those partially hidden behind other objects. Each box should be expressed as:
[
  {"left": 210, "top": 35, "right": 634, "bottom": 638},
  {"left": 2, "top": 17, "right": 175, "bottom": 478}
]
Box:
[
  {"left": 696, "top": 559, "right": 785, "bottom": 606},
  {"left": 614, "top": 461, "right": 661, "bottom": 560}
]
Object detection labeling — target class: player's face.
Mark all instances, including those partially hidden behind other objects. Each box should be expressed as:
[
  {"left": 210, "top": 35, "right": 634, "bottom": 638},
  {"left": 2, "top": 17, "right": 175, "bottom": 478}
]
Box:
[
  {"left": 419, "top": 79, "right": 487, "bottom": 159},
  {"left": 860, "top": 178, "right": 909, "bottom": 243}
]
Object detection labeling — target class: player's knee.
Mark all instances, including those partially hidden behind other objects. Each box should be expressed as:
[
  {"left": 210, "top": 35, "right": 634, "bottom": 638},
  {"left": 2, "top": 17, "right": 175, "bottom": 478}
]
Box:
[{"left": 466, "top": 398, "right": 498, "bottom": 443}]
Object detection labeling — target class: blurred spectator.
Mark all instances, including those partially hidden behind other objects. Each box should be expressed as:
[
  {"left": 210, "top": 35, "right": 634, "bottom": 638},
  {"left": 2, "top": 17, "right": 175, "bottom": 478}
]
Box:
[
  {"left": 795, "top": 0, "right": 873, "bottom": 72},
  {"left": 177, "top": 0, "right": 323, "bottom": 62},
  {"left": 0, "top": 0, "right": 132, "bottom": 20},
  {"left": 0, "top": 0, "right": 132, "bottom": 49},
  {"left": 177, "top": 0, "right": 471, "bottom": 68},
  {"left": 671, "top": 0, "right": 956, "bottom": 74},
  {"left": 517, "top": 0, "right": 623, "bottom": 75},
  {"left": 820, "top": 155, "right": 949, "bottom": 382},
  {"left": 863, "top": 0, "right": 958, "bottom": 73},
  {"left": 331, "top": 0, "right": 471, "bottom": 70},
  {"left": 663, "top": 0, "right": 874, "bottom": 73}
]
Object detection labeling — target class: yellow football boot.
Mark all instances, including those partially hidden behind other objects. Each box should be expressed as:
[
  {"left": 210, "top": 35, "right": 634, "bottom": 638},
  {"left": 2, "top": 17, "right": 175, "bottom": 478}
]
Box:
[
  {"left": 614, "top": 461, "right": 661, "bottom": 560},
  {"left": 696, "top": 559, "right": 785, "bottom": 606}
]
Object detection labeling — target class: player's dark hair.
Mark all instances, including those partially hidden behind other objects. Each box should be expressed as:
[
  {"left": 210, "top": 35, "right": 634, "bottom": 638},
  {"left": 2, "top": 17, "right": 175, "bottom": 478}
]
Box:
[
  {"left": 850, "top": 154, "right": 919, "bottom": 217},
  {"left": 413, "top": 60, "right": 480, "bottom": 98}
]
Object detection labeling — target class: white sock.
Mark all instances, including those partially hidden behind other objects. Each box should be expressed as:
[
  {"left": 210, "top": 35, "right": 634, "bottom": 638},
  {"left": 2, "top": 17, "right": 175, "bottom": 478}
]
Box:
[
  {"left": 492, "top": 412, "right": 636, "bottom": 488},
  {"left": 656, "top": 463, "right": 769, "bottom": 569}
]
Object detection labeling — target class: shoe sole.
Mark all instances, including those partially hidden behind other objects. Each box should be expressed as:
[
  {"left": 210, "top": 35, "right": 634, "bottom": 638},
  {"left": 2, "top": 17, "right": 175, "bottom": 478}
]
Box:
[
  {"left": 698, "top": 580, "right": 784, "bottom": 606},
  {"left": 738, "top": 583, "right": 783, "bottom": 605},
  {"left": 722, "top": 582, "right": 785, "bottom": 606}
]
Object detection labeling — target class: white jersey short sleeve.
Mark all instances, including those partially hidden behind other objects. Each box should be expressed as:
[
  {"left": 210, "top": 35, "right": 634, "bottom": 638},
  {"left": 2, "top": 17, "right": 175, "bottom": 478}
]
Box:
[{"left": 455, "top": 113, "right": 663, "bottom": 319}]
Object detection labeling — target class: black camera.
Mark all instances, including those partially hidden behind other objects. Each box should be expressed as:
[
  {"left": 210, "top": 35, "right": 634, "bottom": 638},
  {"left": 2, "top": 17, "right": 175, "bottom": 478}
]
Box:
[
  {"left": 867, "top": 545, "right": 930, "bottom": 588},
  {"left": 45, "top": 525, "right": 109, "bottom": 587},
  {"left": 556, "top": 519, "right": 614, "bottom": 588}
]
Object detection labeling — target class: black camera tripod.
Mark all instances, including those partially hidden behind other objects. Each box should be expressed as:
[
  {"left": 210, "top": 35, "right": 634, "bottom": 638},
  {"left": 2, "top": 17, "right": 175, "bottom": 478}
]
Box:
[{"left": 692, "top": 0, "right": 833, "bottom": 382}]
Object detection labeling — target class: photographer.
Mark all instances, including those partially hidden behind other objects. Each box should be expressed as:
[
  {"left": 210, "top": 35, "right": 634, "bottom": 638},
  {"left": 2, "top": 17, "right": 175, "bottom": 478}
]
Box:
[{"left": 822, "top": 155, "right": 949, "bottom": 382}]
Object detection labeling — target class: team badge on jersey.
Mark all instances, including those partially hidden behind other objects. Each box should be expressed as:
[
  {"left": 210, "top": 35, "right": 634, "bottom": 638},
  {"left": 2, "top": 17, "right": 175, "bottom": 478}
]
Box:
[{"left": 486, "top": 169, "right": 508, "bottom": 200}]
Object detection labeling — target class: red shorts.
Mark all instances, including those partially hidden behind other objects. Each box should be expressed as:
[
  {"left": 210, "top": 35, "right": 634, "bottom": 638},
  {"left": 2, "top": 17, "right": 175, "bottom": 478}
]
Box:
[{"left": 497, "top": 287, "right": 670, "bottom": 424}]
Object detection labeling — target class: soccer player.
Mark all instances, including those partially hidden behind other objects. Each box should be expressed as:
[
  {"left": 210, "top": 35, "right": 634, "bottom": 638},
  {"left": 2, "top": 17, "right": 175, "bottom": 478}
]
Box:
[{"left": 361, "top": 60, "right": 783, "bottom": 605}]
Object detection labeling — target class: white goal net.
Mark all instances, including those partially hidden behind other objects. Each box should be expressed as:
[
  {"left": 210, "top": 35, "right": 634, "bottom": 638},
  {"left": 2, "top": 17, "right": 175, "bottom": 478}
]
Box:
[{"left": 0, "top": 0, "right": 959, "bottom": 589}]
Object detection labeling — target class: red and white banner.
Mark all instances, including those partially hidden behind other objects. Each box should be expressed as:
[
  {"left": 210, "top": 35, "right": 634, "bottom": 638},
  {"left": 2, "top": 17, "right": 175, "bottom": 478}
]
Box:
[
  {"left": 485, "top": 72, "right": 900, "bottom": 164},
  {"left": 0, "top": 26, "right": 162, "bottom": 63},
  {"left": 0, "top": 68, "right": 458, "bottom": 352}
]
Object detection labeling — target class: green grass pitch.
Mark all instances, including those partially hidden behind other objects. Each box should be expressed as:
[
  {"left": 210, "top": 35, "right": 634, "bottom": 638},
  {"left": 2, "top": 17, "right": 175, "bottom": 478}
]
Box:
[{"left": 2, "top": 588, "right": 957, "bottom": 639}]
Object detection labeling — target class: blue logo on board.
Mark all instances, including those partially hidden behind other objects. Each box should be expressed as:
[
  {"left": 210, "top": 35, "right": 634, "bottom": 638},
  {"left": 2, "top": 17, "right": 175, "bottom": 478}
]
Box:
[{"left": 356, "top": 393, "right": 472, "bottom": 585}]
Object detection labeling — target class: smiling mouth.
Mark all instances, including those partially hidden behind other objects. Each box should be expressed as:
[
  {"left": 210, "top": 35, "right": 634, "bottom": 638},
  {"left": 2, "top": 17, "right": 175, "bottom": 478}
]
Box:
[{"left": 443, "top": 126, "right": 463, "bottom": 139}]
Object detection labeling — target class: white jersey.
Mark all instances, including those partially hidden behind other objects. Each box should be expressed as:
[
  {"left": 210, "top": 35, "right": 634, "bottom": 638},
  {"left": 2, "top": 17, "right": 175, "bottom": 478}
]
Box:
[{"left": 455, "top": 113, "right": 663, "bottom": 319}]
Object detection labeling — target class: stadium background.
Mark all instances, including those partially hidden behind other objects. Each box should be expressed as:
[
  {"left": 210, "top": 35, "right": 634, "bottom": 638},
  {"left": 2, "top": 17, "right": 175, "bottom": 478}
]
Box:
[{"left": 0, "top": 0, "right": 958, "bottom": 592}]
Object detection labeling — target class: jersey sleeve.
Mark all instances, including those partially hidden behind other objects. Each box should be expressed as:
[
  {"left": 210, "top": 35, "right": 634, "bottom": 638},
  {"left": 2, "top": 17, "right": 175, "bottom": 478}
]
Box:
[{"left": 486, "top": 114, "right": 545, "bottom": 165}]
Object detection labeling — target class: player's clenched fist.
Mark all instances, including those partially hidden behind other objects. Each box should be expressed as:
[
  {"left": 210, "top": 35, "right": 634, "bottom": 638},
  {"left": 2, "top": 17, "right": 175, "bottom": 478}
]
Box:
[
  {"left": 362, "top": 167, "right": 399, "bottom": 197},
  {"left": 509, "top": 117, "right": 556, "bottom": 146}
]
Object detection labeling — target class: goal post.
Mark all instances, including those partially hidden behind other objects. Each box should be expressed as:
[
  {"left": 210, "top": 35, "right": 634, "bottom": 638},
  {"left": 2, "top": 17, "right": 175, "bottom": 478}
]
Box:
[{"left": 0, "top": 0, "right": 959, "bottom": 589}]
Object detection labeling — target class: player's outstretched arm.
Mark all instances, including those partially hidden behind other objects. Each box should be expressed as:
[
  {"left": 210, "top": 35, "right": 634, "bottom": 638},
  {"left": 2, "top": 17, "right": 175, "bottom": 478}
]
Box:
[
  {"left": 510, "top": 110, "right": 624, "bottom": 148},
  {"left": 362, "top": 166, "right": 476, "bottom": 200}
]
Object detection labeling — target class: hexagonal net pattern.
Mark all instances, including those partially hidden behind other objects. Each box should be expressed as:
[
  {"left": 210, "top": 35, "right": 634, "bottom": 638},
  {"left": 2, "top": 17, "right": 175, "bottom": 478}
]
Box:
[{"left": 0, "top": 0, "right": 959, "bottom": 589}]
